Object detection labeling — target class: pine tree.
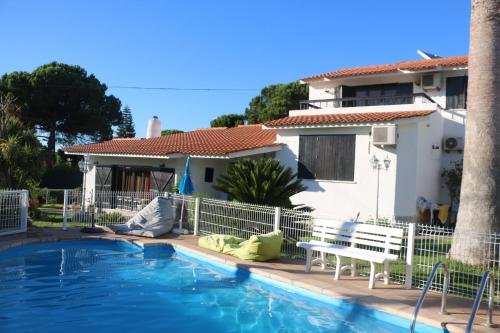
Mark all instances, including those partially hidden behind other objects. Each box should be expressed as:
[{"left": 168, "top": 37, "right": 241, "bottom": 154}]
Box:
[{"left": 116, "top": 106, "right": 136, "bottom": 138}]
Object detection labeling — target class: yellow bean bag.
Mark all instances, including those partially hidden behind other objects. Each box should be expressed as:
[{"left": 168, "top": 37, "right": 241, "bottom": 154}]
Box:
[{"left": 198, "top": 231, "right": 283, "bottom": 262}]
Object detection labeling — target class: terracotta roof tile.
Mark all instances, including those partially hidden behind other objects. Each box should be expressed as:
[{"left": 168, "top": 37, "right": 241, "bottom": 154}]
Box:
[
  {"left": 64, "top": 124, "right": 278, "bottom": 156},
  {"left": 302, "top": 56, "right": 468, "bottom": 81},
  {"left": 264, "top": 111, "right": 434, "bottom": 127}
]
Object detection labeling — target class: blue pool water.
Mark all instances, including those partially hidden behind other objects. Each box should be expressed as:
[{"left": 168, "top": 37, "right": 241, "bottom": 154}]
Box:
[{"left": 0, "top": 240, "right": 442, "bottom": 333}]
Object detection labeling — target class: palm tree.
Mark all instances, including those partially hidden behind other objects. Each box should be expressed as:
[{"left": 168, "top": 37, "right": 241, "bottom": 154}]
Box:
[
  {"left": 0, "top": 95, "right": 42, "bottom": 189},
  {"left": 449, "top": 0, "right": 500, "bottom": 264},
  {"left": 214, "top": 158, "right": 306, "bottom": 208}
]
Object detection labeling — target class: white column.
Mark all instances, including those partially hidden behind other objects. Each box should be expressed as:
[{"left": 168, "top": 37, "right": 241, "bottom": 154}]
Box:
[{"left": 274, "top": 207, "right": 281, "bottom": 232}]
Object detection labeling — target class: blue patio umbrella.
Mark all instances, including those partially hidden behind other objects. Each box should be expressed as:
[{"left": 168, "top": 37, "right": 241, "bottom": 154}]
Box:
[
  {"left": 178, "top": 157, "right": 194, "bottom": 195},
  {"left": 176, "top": 157, "right": 194, "bottom": 233}
]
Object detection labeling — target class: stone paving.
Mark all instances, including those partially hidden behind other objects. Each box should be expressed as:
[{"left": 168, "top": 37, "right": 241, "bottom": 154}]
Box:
[{"left": 1, "top": 227, "right": 499, "bottom": 333}]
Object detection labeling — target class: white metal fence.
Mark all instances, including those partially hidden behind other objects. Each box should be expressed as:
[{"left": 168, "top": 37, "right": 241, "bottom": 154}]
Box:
[
  {"left": 53, "top": 190, "right": 500, "bottom": 305},
  {"left": 0, "top": 190, "right": 28, "bottom": 236},
  {"left": 62, "top": 190, "right": 197, "bottom": 230}
]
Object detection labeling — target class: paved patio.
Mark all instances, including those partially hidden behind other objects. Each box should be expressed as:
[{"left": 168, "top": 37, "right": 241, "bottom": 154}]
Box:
[{"left": 1, "top": 227, "right": 498, "bottom": 333}]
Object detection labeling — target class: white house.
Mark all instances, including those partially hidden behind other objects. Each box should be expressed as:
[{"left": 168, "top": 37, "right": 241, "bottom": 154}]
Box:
[
  {"left": 64, "top": 124, "right": 281, "bottom": 200},
  {"left": 265, "top": 54, "right": 467, "bottom": 221},
  {"left": 65, "top": 54, "right": 467, "bottom": 222}
]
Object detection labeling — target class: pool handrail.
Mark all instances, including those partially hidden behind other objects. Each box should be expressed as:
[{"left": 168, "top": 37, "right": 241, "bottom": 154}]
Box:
[
  {"left": 409, "top": 261, "right": 449, "bottom": 333},
  {"left": 466, "top": 271, "right": 496, "bottom": 332}
]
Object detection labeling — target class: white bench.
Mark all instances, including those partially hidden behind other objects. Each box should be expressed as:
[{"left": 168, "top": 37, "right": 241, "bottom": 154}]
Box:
[{"left": 296, "top": 219, "right": 404, "bottom": 289}]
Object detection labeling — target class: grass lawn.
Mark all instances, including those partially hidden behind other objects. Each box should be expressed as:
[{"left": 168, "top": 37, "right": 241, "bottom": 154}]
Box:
[
  {"left": 39, "top": 204, "right": 64, "bottom": 210},
  {"left": 30, "top": 211, "right": 86, "bottom": 228}
]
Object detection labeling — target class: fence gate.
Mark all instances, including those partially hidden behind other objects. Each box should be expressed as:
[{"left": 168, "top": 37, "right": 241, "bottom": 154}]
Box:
[{"left": 0, "top": 190, "right": 29, "bottom": 236}]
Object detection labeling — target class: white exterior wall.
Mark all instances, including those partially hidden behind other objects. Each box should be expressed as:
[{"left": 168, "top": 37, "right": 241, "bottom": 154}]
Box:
[
  {"left": 275, "top": 113, "right": 462, "bottom": 220},
  {"left": 275, "top": 67, "right": 467, "bottom": 219},
  {"left": 306, "top": 69, "right": 468, "bottom": 111},
  {"left": 275, "top": 126, "right": 398, "bottom": 220},
  {"left": 393, "top": 113, "right": 445, "bottom": 218},
  {"left": 82, "top": 155, "right": 232, "bottom": 199}
]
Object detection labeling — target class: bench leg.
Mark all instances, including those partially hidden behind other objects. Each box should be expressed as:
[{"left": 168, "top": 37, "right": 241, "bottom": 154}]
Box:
[
  {"left": 320, "top": 251, "right": 326, "bottom": 270},
  {"left": 369, "top": 262, "right": 377, "bottom": 289},
  {"left": 305, "top": 249, "right": 312, "bottom": 272},
  {"left": 334, "top": 255, "right": 342, "bottom": 280},
  {"left": 383, "top": 260, "right": 390, "bottom": 285},
  {"left": 351, "top": 259, "right": 357, "bottom": 277}
]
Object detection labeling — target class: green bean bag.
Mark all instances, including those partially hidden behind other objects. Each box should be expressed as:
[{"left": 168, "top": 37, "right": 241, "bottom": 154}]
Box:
[
  {"left": 198, "top": 231, "right": 283, "bottom": 262},
  {"left": 198, "top": 234, "right": 245, "bottom": 253}
]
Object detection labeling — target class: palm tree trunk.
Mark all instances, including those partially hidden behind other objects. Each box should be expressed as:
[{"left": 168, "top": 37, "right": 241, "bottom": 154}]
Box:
[{"left": 449, "top": 0, "right": 500, "bottom": 265}]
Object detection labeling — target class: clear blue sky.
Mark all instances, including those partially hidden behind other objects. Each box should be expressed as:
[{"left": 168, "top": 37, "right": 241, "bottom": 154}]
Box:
[{"left": 0, "top": 0, "right": 470, "bottom": 137}]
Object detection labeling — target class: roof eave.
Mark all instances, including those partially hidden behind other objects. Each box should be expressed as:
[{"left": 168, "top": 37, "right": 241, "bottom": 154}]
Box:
[
  {"left": 302, "top": 64, "right": 468, "bottom": 83},
  {"left": 63, "top": 144, "right": 283, "bottom": 160},
  {"left": 265, "top": 115, "right": 434, "bottom": 130}
]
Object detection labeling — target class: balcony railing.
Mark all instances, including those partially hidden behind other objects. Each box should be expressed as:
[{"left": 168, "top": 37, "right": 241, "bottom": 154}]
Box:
[{"left": 299, "top": 93, "right": 437, "bottom": 110}]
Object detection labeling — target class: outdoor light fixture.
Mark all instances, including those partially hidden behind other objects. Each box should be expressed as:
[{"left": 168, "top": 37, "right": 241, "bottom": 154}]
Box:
[
  {"left": 383, "top": 156, "right": 391, "bottom": 170},
  {"left": 371, "top": 154, "right": 391, "bottom": 220},
  {"left": 78, "top": 155, "right": 89, "bottom": 212},
  {"left": 77, "top": 159, "right": 85, "bottom": 173},
  {"left": 370, "top": 155, "right": 380, "bottom": 170}
]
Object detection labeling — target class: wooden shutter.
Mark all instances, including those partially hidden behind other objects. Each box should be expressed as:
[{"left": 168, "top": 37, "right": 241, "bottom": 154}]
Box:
[
  {"left": 298, "top": 135, "right": 355, "bottom": 181},
  {"left": 330, "top": 135, "right": 355, "bottom": 181},
  {"left": 298, "top": 136, "right": 318, "bottom": 179},
  {"left": 95, "top": 166, "right": 112, "bottom": 192},
  {"left": 150, "top": 169, "right": 175, "bottom": 192}
]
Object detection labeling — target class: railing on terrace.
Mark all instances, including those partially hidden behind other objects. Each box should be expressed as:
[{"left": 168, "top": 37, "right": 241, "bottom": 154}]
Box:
[
  {"left": 299, "top": 93, "right": 437, "bottom": 110},
  {"left": 6, "top": 188, "right": 497, "bottom": 307},
  {"left": 0, "top": 190, "right": 28, "bottom": 236}
]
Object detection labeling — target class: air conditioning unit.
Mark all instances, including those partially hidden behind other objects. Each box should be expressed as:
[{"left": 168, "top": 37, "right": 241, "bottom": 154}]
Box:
[
  {"left": 443, "top": 136, "right": 464, "bottom": 151},
  {"left": 372, "top": 125, "right": 397, "bottom": 146},
  {"left": 421, "top": 73, "right": 441, "bottom": 91}
]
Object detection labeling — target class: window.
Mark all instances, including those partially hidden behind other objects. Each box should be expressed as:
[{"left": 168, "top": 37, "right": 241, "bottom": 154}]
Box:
[
  {"left": 298, "top": 135, "right": 356, "bottom": 181},
  {"left": 342, "top": 83, "right": 413, "bottom": 107},
  {"left": 446, "top": 76, "right": 468, "bottom": 109},
  {"left": 204, "top": 167, "right": 214, "bottom": 183},
  {"left": 110, "top": 166, "right": 174, "bottom": 192}
]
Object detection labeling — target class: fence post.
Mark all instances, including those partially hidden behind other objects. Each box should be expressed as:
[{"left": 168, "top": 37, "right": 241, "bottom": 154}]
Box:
[
  {"left": 274, "top": 207, "right": 281, "bottom": 232},
  {"left": 63, "top": 190, "right": 68, "bottom": 231},
  {"left": 193, "top": 197, "right": 201, "bottom": 236},
  {"left": 20, "top": 190, "right": 29, "bottom": 232},
  {"left": 405, "top": 222, "right": 416, "bottom": 289}
]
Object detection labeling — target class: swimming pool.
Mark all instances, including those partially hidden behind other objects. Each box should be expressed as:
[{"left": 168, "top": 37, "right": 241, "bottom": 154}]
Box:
[{"left": 0, "top": 240, "right": 442, "bottom": 332}]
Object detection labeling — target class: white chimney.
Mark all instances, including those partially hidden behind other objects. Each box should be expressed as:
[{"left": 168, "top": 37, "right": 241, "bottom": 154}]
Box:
[{"left": 146, "top": 116, "right": 161, "bottom": 138}]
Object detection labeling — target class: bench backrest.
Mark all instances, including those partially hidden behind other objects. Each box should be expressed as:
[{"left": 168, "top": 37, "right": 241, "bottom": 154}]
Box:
[{"left": 313, "top": 219, "right": 404, "bottom": 254}]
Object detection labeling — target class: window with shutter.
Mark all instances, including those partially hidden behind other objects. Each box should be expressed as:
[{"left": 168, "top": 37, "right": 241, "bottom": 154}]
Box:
[
  {"left": 446, "top": 76, "right": 468, "bottom": 109},
  {"left": 150, "top": 169, "right": 175, "bottom": 192},
  {"left": 298, "top": 135, "right": 356, "bottom": 181},
  {"left": 95, "top": 167, "right": 113, "bottom": 192}
]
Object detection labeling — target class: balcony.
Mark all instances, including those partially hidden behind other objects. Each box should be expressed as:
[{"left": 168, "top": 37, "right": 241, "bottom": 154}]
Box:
[{"left": 299, "top": 93, "right": 436, "bottom": 110}]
